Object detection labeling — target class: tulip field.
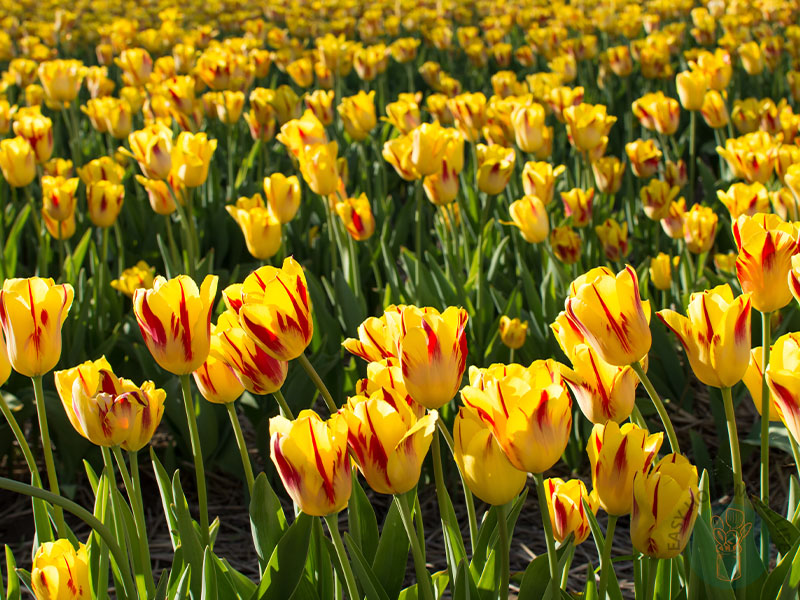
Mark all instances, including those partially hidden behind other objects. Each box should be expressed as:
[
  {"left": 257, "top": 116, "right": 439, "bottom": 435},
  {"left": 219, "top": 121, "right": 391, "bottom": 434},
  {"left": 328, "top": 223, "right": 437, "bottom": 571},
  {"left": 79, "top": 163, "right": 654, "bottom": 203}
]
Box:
[{"left": 6, "top": 0, "right": 800, "bottom": 598}]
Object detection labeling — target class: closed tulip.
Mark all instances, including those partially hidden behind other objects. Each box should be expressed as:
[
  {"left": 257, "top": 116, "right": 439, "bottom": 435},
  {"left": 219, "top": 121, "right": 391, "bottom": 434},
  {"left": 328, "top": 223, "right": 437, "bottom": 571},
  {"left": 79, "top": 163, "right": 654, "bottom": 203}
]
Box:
[
  {"left": 354, "top": 358, "right": 421, "bottom": 416},
  {"left": 32, "top": 539, "right": 90, "bottom": 600},
  {"left": 0, "top": 278, "right": 74, "bottom": 377},
  {"left": 461, "top": 361, "right": 572, "bottom": 474},
  {"left": 86, "top": 181, "right": 124, "bottom": 228},
  {"left": 665, "top": 160, "right": 688, "bottom": 189},
  {"left": 78, "top": 156, "right": 125, "bottom": 185},
  {"left": 587, "top": 421, "right": 663, "bottom": 516},
  {"left": 683, "top": 204, "right": 718, "bottom": 254},
  {"left": 171, "top": 131, "right": 217, "bottom": 188},
  {"left": 717, "top": 132, "right": 777, "bottom": 184},
  {"left": 454, "top": 405, "right": 527, "bottom": 505},
  {"left": 0, "top": 136, "right": 36, "bottom": 187},
  {"left": 124, "top": 124, "right": 173, "bottom": 179},
  {"left": 641, "top": 179, "right": 680, "bottom": 221},
  {"left": 193, "top": 354, "right": 246, "bottom": 405},
  {"left": 660, "top": 197, "right": 686, "bottom": 239},
  {"left": 408, "top": 122, "right": 448, "bottom": 177},
  {"left": 544, "top": 478, "right": 599, "bottom": 544},
  {"left": 41, "top": 175, "right": 79, "bottom": 222},
  {"left": 522, "top": 161, "right": 566, "bottom": 205},
  {"left": 561, "top": 188, "right": 594, "bottom": 227},
  {"left": 476, "top": 144, "right": 515, "bottom": 195},
  {"left": 270, "top": 410, "right": 351, "bottom": 516},
  {"left": 625, "top": 139, "right": 662, "bottom": 179},
  {"left": 657, "top": 285, "right": 751, "bottom": 388},
  {"left": 718, "top": 182, "right": 770, "bottom": 219},
  {"left": 299, "top": 141, "right": 339, "bottom": 196},
  {"left": 742, "top": 347, "right": 781, "bottom": 421},
  {"left": 676, "top": 70, "right": 708, "bottom": 111},
  {"left": 448, "top": 92, "right": 487, "bottom": 141},
  {"left": 335, "top": 193, "right": 375, "bottom": 241},
  {"left": 110, "top": 261, "right": 155, "bottom": 298},
  {"left": 383, "top": 135, "right": 419, "bottom": 181},
  {"left": 632, "top": 91, "right": 680, "bottom": 135},
  {"left": 423, "top": 158, "right": 459, "bottom": 206},
  {"left": 511, "top": 103, "right": 546, "bottom": 153},
  {"left": 592, "top": 156, "right": 626, "bottom": 195},
  {"left": 563, "top": 103, "right": 616, "bottom": 153},
  {"left": 766, "top": 333, "right": 800, "bottom": 444},
  {"left": 136, "top": 176, "right": 177, "bottom": 215},
  {"left": 498, "top": 316, "right": 528, "bottom": 349},
  {"left": 550, "top": 226, "right": 582, "bottom": 264},
  {"left": 507, "top": 195, "right": 548, "bottom": 243},
  {"left": 338, "top": 91, "right": 376, "bottom": 141},
  {"left": 565, "top": 266, "right": 652, "bottom": 367},
  {"left": 649, "top": 253, "right": 678, "bottom": 291},
  {"left": 239, "top": 257, "right": 313, "bottom": 361},
  {"left": 38, "top": 59, "right": 86, "bottom": 106},
  {"left": 342, "top": 307, "right": 402, "bottom": 363},
  {"left": 595, "top": 219, "right": 629, "bottom": 261},
  {"left": 13, "top": 111, "right": 53, "bottom": 163},
  {"left": 631, "top": 453, "right": 699, "bottom": 558},
  {"left": 132, "top": 274, "right": 218, "bottom": 375},
  {"left": 700, "top": 90, "right": 729, "bottom": 129},
  {"left": 344, "top": 389, "right": 437, "bottom": 495},
  {"left": 226, "top": 194, "right": 282, "bottom": 260},
  {"left": 263, "top": 173, "right": 301, "bottom": 224},
  {"left": 115, "top": 48, "right": 153, "bottom": 87},
  {"left": 733, "top": 213, "right": 800, "bottom": 314}
]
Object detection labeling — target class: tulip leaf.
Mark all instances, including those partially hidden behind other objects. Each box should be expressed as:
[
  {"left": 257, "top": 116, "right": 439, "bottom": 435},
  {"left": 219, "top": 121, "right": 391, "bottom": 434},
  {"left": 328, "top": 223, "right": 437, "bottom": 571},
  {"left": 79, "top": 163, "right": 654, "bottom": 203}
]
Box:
[
  {"left": 174, "top": 564, "right": 192, "bottom": 600},
  {"left": 217, "top": 557, "right": 257, "bottom": 599},
  {"left": 4, "top": 545, "right": 19, "bottom": 600},
  {"left": 150, "top": 448, "right": 179, "bottom": 550},
  {"left": 750, "top": 494, "right": 800, "bottom": 555},
  {"left": 348, "top": 478, "right": 379, "bottom": 560},
  {"left": 333, "top": 268, "right": 367, "bottom": 335},
  {"left": 308, "top": 518, "right": 335, "bottom": 600},
  {"left": 580, "top": 498, "right": 623, "bottom": 600},
  {"left": 201, "top": 547, "right": 218, "bottom": 600},
  {"left": 372, "top": 496, "right": 410, "bottom": 600},
  {"left": 517, "top": 554, "right": 551, "bottom": 600},
  {"left": 64, "top": 229, "right": 92, "bottom": 284},
  {"left": 761, "top": 535, "right": 800, "bottom": 600},
  {"left": 154, "top": 569, "right": 170, "bottom": 600},
  {"left": 249, "top": 472, "right": 287, "bottom": 571},
  {"left": 653, "top": 557, "right": 673, "bottom": 600},
  {"left": 687, "top": 512, "right": 735, "bottom": 600},
  {"left": 344, "top": 532, "right": 391, "bottom": 600},
  {"left": 453, "top": 558, "right": 480, "bottom": 600},
  {"left": 251, "top": 512, "right": 313, "bottom": 600},
  {"left": 583, "top": 562, "right": 598, "bottom": 600},
  {"left": 2, "top": 203, "right": 30, "bottom": 279},
  {"left": 424, "top": 250, "right": 460, "bottom": 308},
  {"left": 171, "top": 472, "right": 205, "bottom": 599}
]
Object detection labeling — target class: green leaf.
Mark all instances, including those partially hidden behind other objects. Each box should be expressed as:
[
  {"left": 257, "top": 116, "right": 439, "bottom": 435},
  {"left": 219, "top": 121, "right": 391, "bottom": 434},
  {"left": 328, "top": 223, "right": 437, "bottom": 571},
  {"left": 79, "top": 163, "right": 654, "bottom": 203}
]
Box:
[
  {"left": 171, "top": 472, "right": 205, "bottom": 599},
  {"left": 453, "top": 559, "right": 480, "bottom": 600},
  {"left": 218, "top": 557, "right": 257, "bottom": 599},
  {"left": 5, "top": 546, "right": 19, "bottom": 600},
  {"left": 251, "top": 513, "right": 313, "bottom": 600},
  {"left": 761, "top": 536, "right": 800, "bottom": 600},
  {"left": 437, "top": 476, "right": 468, "bottom": 584},
  {"left": 344, "top": 532, "right": 391, "bottom": 600},
  {"left": 201, "top": 547, "right": 218, "bottom": 600},
  {"left": 778, "top": 543, "right": 800, "bottom": 599},
  {"left": 687, "top": 514, "right": 735, "bottom": 600},
  {"left": 517, "top": 554, "right": 551, "bottom": 600},
  {"left": 150, "top": 448, "right": 179, "bottom": 550},
  {"left": 750, "top": 494, "right": 800, "bottom": 554},
  {"left": 372, "top": 499, "right": 410, "bottom": 600},
  {"left": 65, "top": 229, "right": 92, "bottom": 284},
  {"left": 174, "top": 565, "right": 192, "bottom": 600},
  {"left": 333, "top": 268, "right": 367, "bottom": 334},
  {"left": 581, "top": 499, "right": 623, "bottom": 600},
  {"left": 154, "top": 570, "right": 170, "bottom": 600},
  {"left": 348, "top": 478, "right": 379, "bottom": 560},
  {"left": 249, "top": 473, "right": 287, "bottom": 572},
  {"left": 3, "top": 204, "right": 30, "bottom": 279}
]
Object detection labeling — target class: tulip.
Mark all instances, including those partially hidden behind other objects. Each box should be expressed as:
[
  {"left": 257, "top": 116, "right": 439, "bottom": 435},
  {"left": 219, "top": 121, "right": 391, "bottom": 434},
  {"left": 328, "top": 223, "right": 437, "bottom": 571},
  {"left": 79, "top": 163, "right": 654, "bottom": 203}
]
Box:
[
  {"left": 448, "top": 92, "right": 487, "bottom": 142},
  {"left": 544, "top": 478, "right": 599, "bottom": 544},
  {"left": 136, "top": 176, "right": 178, "bottom": 215},
  {"left": 731, "top": 98, "right": 760, "bottom": 134},
  {"left": 32, "top": 539, "right": 90, "bottom": 600},
  {"left": 475, "top": 144, "right": 515, "bottom": 195},
  {"left": 12, "top": 112, "right": 53, "bottom": 164},
  {"left": 498, "top": 316, "right": 528, "bottom": 350},
  {"left": 382, "top": 135, "right": 419, "bottom": 181},
  {"left": 563, "top": 103, "right": 616, "bottom": 153},
  {"left": 461, "top": 360, "right": 572, "bottom": 474},
  {"left": 657, "top": 285, "right": 751, "bottom": 388},
  {"left": 0, "top": 100, "right": 17, "bottom": 134},
  {"left": 565, "top": 266, "right": 652, "bottom": 367},
  {"left": 587, "top": 421, "right": 663, "bottom": 515},
  {"left": 355, "top": 357, "right": 420, "bottom": 413},
  {"left": 739, "top": 41, "right": 764, "bottom": 75},
  {"left": 550, "top": 226, "right": 582, "bottom": 264},
  {"left": 717, "top": 182, "right": 770, "bottom": 219},
  {"left": 631, "top": 453, "right": 699, "bottom": 558},
  {"left": 171, "top": 131, "right": 217, "bottom": 188},
  {"left": 215, "top": 90, "right": 245, "bottom": 124},
  {"left": 640, "top": 179, "right": 679, "bottom": 221},
  {"left": 595, "top": 219, "right": 630, "bottom": 262},
  {"left": 632, "top": 91, "right": 680, "bottom": 135},
  {"left": 38, "top": 59, "right": 86, "bottom": 106},
  {"left": 454, "top": 405, "right": 527, "bottom": 505},
  {"left": 104, "top": 99, "right": 133, "bottom": 139},
  {"left": 335, "top": 193, "right": 375, "bottom": 241},
  {"left": 124, "top": 124, "right": 173, "bottom": 180},
  {"left": 511, "top": 103, "right": 546, "bottom": 153},
  {"left": 592, "top": 157, "right": 625, "bottom": 195},
  {"left": 507, "top": 195, "right": 548, "bottom": 243},
  {"left": 306, "top": 91, "right": 336, "bottom": 128},
  {"left": 0, "top": 278, "right": 74, "bottom": 377},
  {"left": 660, "top": 197, "right": 686, "bottom": 239},
  {"left": 423, "top": 159, "right": 459, "bottom": 206},
  {"left": 676, "top": 70, "right": 708, "bottom": 111},
  {"left": 700, "top": 90, "right": 729, "bottom": 129},
  {"left": 86, "top": 181, "right": 125, "bottom": 228},
  {"left": 765, "top": 333, "right": 800, "bottom": 446},
  {"left": 743, "top": 347, "right": 781, "bottom": 421},
  {"left": 78, "top": 156, "right": 125, "bottom": 186},
  {"left": 193, "top": 354, "right": 246, "bottom": 405},
  {"left": 270, "top": 410, "right": 351, "bottom": 516},
  {"left": 338, "top": 91, "right": 376, "bottom": 141},
  {"left": 683, "top": 204, "right": 718, "bottom": 254},
  {"left": 239, "top": 258, "right": 313, "bottom": 362},
  {"left": 649, "top": 253, "right": 679, "bottom": 291},
  {"left": 522, "top": 161, "right": 566, "bottom": 205},
  {"left": 110, "top": 261, "right": 155, "bottom": 298},
  {"left": 717, "top": 132, "right": 777, "bottom": 184},
  {"left": 211, "top": 311, "right": 288, "bottom": 395},
  {"left": 733, "top": 213, "right": 800, "bottom": 314},
  {"left": 286, "top": 57, "right": 314, "bottom": 88},
  {"left": 115, "top": 47, "right": 153, "bottom": 86},
  {"left": 665, "top": 160, "right": 688, "bottom": 189},
  {"left": 41, "top": 175, "right": 79, "bottom": 222},
  {"left": 342, "top": 308, "right": 402, "bottom": 363},
  {"left": 132, "top": 274, "right": 218, "bottom": 375},
  {"left": 548, "top": 86, "right": 585, "bottom": 123},
  {"left": 260, "top": 173, "right": 300, "bottom": 224},
  {"left": 226, "top": 194, "right": 282, "bottom": 260},
  {"left": 625, "top": 139, "right": 662, "bottom": 179},
  {"left": 0, "top": 327, "right": 9, "bottom": 387},
  {"left": 561, "top": 187, "right": 594, "bottom": 227},
  {"left": 383, "top": 98, "right": 422, "bottom": 135},
  {"left": 299, "top": 141, "right": 339, "bottom": 196}
]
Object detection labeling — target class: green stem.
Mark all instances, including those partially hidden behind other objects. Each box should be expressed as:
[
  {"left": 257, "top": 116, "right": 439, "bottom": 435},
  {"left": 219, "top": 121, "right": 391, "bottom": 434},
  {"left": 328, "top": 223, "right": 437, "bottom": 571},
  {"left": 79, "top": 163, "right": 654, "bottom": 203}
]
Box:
[
  {"left": 436, "top": 420, "right": 478, "bottom": 555},
  {"left": 169, "top": 185, "right": 195, "bottom": 277},
  {"left": 534, "top": 473, "right": 559, "bottom": 597},
  {"left": 395, "top": 493, "right": 435, "bottom": 600},
  {"left": 630, "top": 362, "right": 680, "bottom": 453},
  {"left": 688, "top": 110, "right": 697, "bottom": 205},
  {"left": 415, "top": 180, "right": 423, "bottom": 304},
  {"left": 225, "top": 402, "right": 255, "bottom": 494},
  {"left": 722, "top": 386, "right": 744, "bottom": 506},
  {"left": 163, "top": 215, "right": 180, "bottom": 277},
  {"left": 98, "top": 226, "right": 109, "bottom": 332},
  {"left": 25, "top": 187, "right": 46, "bottom": 277},
  {"left": 760, "top": 310, "right": 771, "bottom": 562},
  {"left": 496, "top": 502, "right": 511, "bottom": 600},
  {"left": 297, "top": 353, "right": 337, "bottom": 413},
  {"left": 0, "top": 392, "right": 41, "bottom": 483},
  {"left": 0, "top": 475, "right": 136, "bottom": 600},
  {"left": 560, "top": 542, "right": 575, "bottom": 590},
  {"left": 598, "top": 515, "right": 618, "bottom": 600},
  {"left": 790, "top": 434, "right": 800, "bottom": 482},
  {"left": 475, "top": 192, "right": 493, "bottom": 347},
  {"left": 646, "top": 556, "right": 658, "bottom": 600},
  {"left": 179, "top": 374, "right": 209, "bottom": 546},
  {"left": 101, "top": 447, "right": 135, "bottom": 596},
  {"left": 112, "top": 447, "right": 154, "bottom": 597},
  {"left": 31, "top": 375, "right": 67, "bottom": 537},
  {"left": 273, "top": 388, "right": 296, "bottom": 420},
  {"left": 323, "top": 514, "right": 361, "bottom": 600}
]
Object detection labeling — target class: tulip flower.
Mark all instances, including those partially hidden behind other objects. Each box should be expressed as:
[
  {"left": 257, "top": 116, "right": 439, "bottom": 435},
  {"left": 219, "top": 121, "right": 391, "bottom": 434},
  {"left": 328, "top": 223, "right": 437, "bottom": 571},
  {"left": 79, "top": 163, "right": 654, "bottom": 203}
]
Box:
[
  {"left": 766, "top": 332, "right": 800, "bottom": 445},
  {"left": 476, "top": 144, "right": 515, "bottom": 195},
  {"left": 32, "top": 539, "right": 90, "bottom": 600},
  {"left": 124, "top": 123, "right": 174, "bottom": 179},
  {"left": 383, "top": 98, "right": 422, "bottom": 135},
  {"left": 193, "top": 354, "right": 246, "bottom": 405},
  {"left": 0, "top": 136, "right": 35, "bottom": 188},
  {"left": 632, "top": 91, "right": 680, "bottom": 135},
  {"left": 343, "top": 390, "right": 437, "bottom": 495},
  {"left": 641, "top": 179, "right": 680, "bottom": 221},
  {"left": 550, "top": 226, "right": 582, "bottom": 264},
  {"left": 171, "top": 131, "right": 217, "bottom": 188},
  {"left": 657, "top": 285, "right": 751, "bottom": 388},
  {"left": 239, "top": 257, "right": 314, "bottom": 362},
  {"left": 54, "top": 357, "right": 165, "bottom": 451},
  {"left": 0, "top": 329, "right": 10, "bottom": 387},
  {"left": 739, "top": 41, "right": 764, "bottom": 75},
  {"left": 335, "top": 193, "right": 376, "bottom": 241},
  {"left": 592, "top": 157, "right": 626, "bottom": 195},
  {"left": 299, "top": 141, "right": 339, "bottom": 196},
  {"left": 625, "top": 139, "right": 662, "bottom": 179},
  {"left": 665, "top": 160, "right": 688, "bottom": 189},
  {"left": 742, "top": 347, "right": 781, "bottom": 421},
  {"left": 498, "top": 316, "right": 528, "bottom": 350},
  {"left": 0, "top": 100, "right": 16, "bottom": 134},
  {"left": 270, "top": 410, "right": 351, "bottom": 516},
  {"left": 337, "top": 91, "right": 377, "bottom": 142},
  {"left": 731, "top": 99, "right": 760, "bottom": 134},
  {"left": 262, "top": 173, "right": 301, "bottom": 224},
  {"left": 676, "top": 70, "right": 708, "bottom": 111},
  {"left": 132, "top": 274, "right": 218, "bottom": 375},
  {"left": 683, "top": 204, "right": 718, "bottom": 254},
  {"left": 448, "top": 92, "right": 487, "bottom": 141},
  {"left": 110, "top": 261, "right": 155, "bottom": 298},
  {"left": 41, "top": 175, "right": 79, "bottom": 222},
  {"left": 522, "top": 161, "right": 566, "bottom": 205},
  {"left": 595, "top": 219, "right": 629, "bottom": 261},
  {"left": 226, "top": 194, "right": 282, "bottom": 260},
  {"left": 733, "top": 213, "right": 800, "bottom": 314},
  {"left": 718, "top": 182, "right": 770, "bottom": 219},
  {"left": 383, "top": 135, "right": 419, "bottom": 181},
  {"left": 211, "top": 311, "right": 288, "bottom": 395},
  {"left": 700, "top": 90, "right": 729, "bottom": 129},
  {"left": 631, "top": 453, "right": 699, "bottom": 558},
  {"left": 115, "top": 47, "right": 153, "bottom": 87},
  {"left": 355, "top": 357, "right": 421, "bottom": 416},
  {"left": 454, "top": 405, "right": 527, "bottom": 505},
  {"left": 587, "top": 421, "right": 663, "bottom": 516},
  {"left": 717, "top": 132, "right": 777, "bottom": 184},
  {"left": 13, "top": 111, "right": 54, "bottom": 163},
  {"left": 86, "top": 181, "right": 125, "bottom": 228},
  {"left": 0, "top": 278, "right": 74, "bottom": 377},
  {"left": 565, "top": 266, "right": 652, "bottom": 367},
  {"left": 561, "top": 188, "right": 594, "bottom": 227},
  {"left": 38, "top": 59, "right": 86, "bottom": 106},
  {"left": 104, "top": 99, "right": 133, "bottom": 139},
  {"left": 511, "top": 103, "right": 546, "bottom": 153},
  {"left": 423, "top": 159, "right": 459, "bottom": 206},
  {"left": 506, "top": 195, "right": 548, "bottom": 243},
  {"left": 649, "top": 253, "right": 679, "bottom": 291},
  {"left": 563, "top": 103, "right": 616, "bottom": 153},
  {"left": 461, "top": 361, "right": 572, "bottom": 474},
  {"left": 136, "top": 176, "right": 178, "bottom": 215},
  {"left": 660, "top": 197, "right": 686, "bottom": 239},
  {"left": 78, "top": 156, "right": 125, "bottom": 185},
  {"left": 543, "top": 478, "right": 599, "bottom": 544},
  {"left": 548, "top": 86, "right": 585, "bottom": 123},
  {"left": 342, "top": 308, "right": 402, "bottom": 363}
]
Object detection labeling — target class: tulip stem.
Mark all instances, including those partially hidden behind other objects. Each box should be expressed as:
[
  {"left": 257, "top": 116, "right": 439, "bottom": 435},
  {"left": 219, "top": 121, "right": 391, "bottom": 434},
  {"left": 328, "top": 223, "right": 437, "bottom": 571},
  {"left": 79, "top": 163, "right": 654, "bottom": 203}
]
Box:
[
  {"left": 496, "top": 501, "right": 511, "bottom": 600},
  {"left": 31, "top": 375, "right": 67, "bottom": 537},
  {"left": 598, "top": 515, "right": 618, "bottom": 600},
  {"left": 533, "top": 473, "right": 559, "bottom": 598},
  {"left": 323, "top": 514, "right": 361, "bottom": 600},
  {"left": 297, "top": 353, "right": 337, "bottom": 414},
  {"left": 646, "top": 556, "right": 658, "bottom": 600},
  {"left": 435, "top": 420, "right": 478, "bottom": 554},
  {"left": 179, "top": 374, "right": 210, "bottom": 546},
  {"left": 630, "top": 362, "right": 680, "bottom": 454},
  {"left": 790, "top": 435, "right": 800, "bottom": 482},
  {"left": 721, "top": 386, "right": 745, "bottom": 506},
  {"left": 225, "top": 402, "right": 255, "bottom": 493},
  {"left": 561, "top": 542, "right": 575, "bottom": 589},
  {"left": 113, "top": 447, "right": 155, "bottom": 597},
  {"left": 760, "top": 310, "right": 771, "bottom": 563},
  {"left": 0, "top": 391, "right": 41, "bottom": 483},
  {"left": 688, "top": 110, "right": 697, "bottom": 205},
  {"left": 395, "top": 492, "right": 435, "bottom": 600},
  {"left": 414, "top": 180, "right": 423, "bottom": 303},
  {"left": 24, "top": 188, "right": 46, "bottom": 277},
  {"left": 273, "top": 389, "right": 295, "bottom": 420},
  {"left": 163, "top": 216, "right": 180, "bottom": 278},
  {"left": 0, "top": 475, "right": 136, "bottom": 600}
]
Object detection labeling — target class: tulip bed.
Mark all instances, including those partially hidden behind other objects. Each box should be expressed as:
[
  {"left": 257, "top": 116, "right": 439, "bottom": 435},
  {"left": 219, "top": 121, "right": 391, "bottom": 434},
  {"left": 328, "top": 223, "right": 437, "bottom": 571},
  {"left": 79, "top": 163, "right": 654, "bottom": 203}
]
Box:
[{"left": 4, "top": 0, "right": 800, "bottom": 598}]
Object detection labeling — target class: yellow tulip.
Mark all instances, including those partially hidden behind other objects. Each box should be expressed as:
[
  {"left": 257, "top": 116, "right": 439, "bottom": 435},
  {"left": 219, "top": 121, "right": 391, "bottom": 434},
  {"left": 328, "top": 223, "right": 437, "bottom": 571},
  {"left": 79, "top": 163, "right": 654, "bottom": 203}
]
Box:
[
  {"left": 742, "top": 347, "right": 781, "bottom": 421},
  {"left": 625, "top": 139, "right": 662, "bottom": 179},
  {"left": 544, "top": 478, "right": 599, "bottom": 544},
  {"left": 454, "top": 404, "right": 526, "bottom": 505},
  {"left": 12, "top": 112, "right": 53, "bottom": 163},
  {"left": 498, "top": 316, "right": 528, "bottom": 350},
  {"left": 383, "top": 98, "right": 422, "bottom": 135},
  {"left": 587, "top": 421, "right": 663, "bottom": 516},
  {"left": 239, "top": 257, "right": 313, "bottom": 361},
  {"left": 423, "top": 159, "right": 459, "bottom": 206},
  {"left": 286, "top": 57, "right": 314, "bottom": 88},
  {"left": 78, "top": 156, "right": 125, "bottom": 186},
  {"left": 522, "top": 161, "right": 565, "bottom": 205},
  {"left": 382, "top": 135, "right": 419, "bottom": 181},
  {"left": 548, "top": 86, "right": 585, "bottom": 123},
  {"left": 410, "top": 122, "right": 449, "bottom": 177},
  {"left": 461, "top": 361, "right": 572, "bottom": 474},
  {"left": 104, "top": 98, "right": 133, "bottom": 139},
  {"left": 32, "top": 539, "right": 90, "bottom": 600},
  {"left": 700, "top": 90, "right": 729, "bottom": 129},
  {"left": 299, "top": 141, "right": 339, "bottom": 196},
  {"left": 41, "top": 175, "right": 79, "bottom": 222},
  {"left": 193, "top": 353, "right": 246, "bottom": 405},
  {"left": 592, "top": 156, "right": 626, "bottom": 195},
  {"left": 0, "top": 325, "right": 9, "bottom": 387},
  {"left": 263, "top": 173, "right": 301, "bottom": 224},
  {"left": 111, "top": 261, "right": 155, "bottom": 298},
  {"left": 595, "top": 219, "right": 629, "bottom": 261},
  {"left": 115, "top": 47, "right": 153, "bottom": 87},
  {"left": 716, "top": 132, "right": 777, "bottom": 184},
  {"left": 135, "top": 176, "right": 178, "bottom": 215},
  {"left": 731, "top": 98, "right": 760, "bottom": 134},
  {"left": 132, "top": 274, "right": 218, "bottom": 375},
  {"left": 342, "top": 307, "right": 403, "bottom": 363},
  {"left": 631, "top": 453, "right": 699, "bottom": 558},
  {"left": 86, "top": 181, "right": 124, "bottom": 228},
  {"left": 561, "top": 187, "right": 594, "bottom": 228},
  {"left": 335, "top": 193, "right": 375, "bottom": 241},
  {"left": 657, "top": 285, "right": 751, "bottom": 388},
  {"left": 563, "top": 103, "right": 616, "bottom": 153},
  {"left": 303, "top": 89, "right": 334, "bottom": 126},
  {"left": 550, "top": 226, "right": 582, "bottom": 264},
  {"left": 507, "top": 195, "right": 549, "bottom": 243},
  {"left": 0, "top": 278, "right": 74, "bottom": 377},
  {"left": 649, "top": 253, "right": 679, "bottom": 291},
  {"left": 226, "top": 194, "right": 282, "bottom": 260},
  {"left": 171, "top": 131, "right": 217, "bottom": 188},
  {"left": 476, "top": 144, "right": 515, "bottom": 195},
  {"left": 448, "top": 92, "right": 487, "bottom": 141},
  {"left": 766, "top": 333, "right": 800, "bottom": 445},
  {"left": 37, "top": 59, "right": 86, "bottom": 106},
  {"left": 270, "top": 410, "right": 351, "bottom": 516},
  {"left": 565, "top": 266, "right": 652, "bottom": 367},
  {"left": 665, "top": 160, "right": 688, "bottom": 189},
  {"left": 717, "top": 182, "right": 770, "bottom": 219},
  {"left": 641, "top": 179, "right": 680, "bottom": 221},
  {"left": 738, "top": 41, "right": 764, "bottom": 75},
  {"left": 683, "top": 204, "right": 718, "bottom": 254},
  {"left": 511, "top": 103, "right": 546, "bottom": 153},
  {"left": 338, "top": 91, "right": 376, "bottom": 142},
  {"left": 124, "top": 123, "right": 173, "bottom": 180},
  {"left": 676, "top": 70, "right": 708, "bottom": 111}
]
